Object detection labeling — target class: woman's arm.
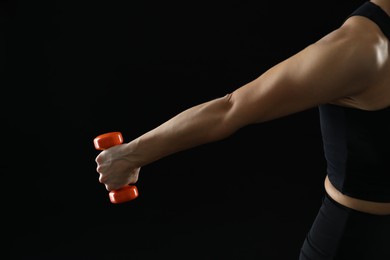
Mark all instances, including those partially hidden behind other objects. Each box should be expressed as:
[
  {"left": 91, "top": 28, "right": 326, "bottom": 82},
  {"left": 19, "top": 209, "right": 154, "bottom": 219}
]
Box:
[
  {"left": 123, "top": 26, "right": 378, "bottom": 167},
  {"left": 96, "top": 23, "right": 380, "bottom": 191}
]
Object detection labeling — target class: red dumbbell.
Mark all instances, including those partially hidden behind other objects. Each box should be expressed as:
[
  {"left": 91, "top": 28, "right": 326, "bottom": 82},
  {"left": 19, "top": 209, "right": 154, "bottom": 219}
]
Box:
[{"left": 93, "top": 131, "right": 139, "bottom": 204}]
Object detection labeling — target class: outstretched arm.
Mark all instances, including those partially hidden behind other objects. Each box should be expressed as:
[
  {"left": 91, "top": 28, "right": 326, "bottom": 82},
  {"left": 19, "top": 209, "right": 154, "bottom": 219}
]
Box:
[
  {"left": 123, "top": 26, "right": 378, "bottom": 165},
  {"left": 96, "top": 22, "right": 379, "bottom": 191}
]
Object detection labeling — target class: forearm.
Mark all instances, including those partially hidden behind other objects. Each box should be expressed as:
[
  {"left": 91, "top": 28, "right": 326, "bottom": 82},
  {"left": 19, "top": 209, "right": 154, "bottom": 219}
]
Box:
[{"left": 124, "top": 94, "right": 236, "bottom": 167}]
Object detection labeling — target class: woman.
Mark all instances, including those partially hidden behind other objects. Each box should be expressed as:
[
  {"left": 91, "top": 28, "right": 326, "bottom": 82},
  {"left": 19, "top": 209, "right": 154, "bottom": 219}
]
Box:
[{"left": 95, "top": 1, "right": 390, "bottom": 259}]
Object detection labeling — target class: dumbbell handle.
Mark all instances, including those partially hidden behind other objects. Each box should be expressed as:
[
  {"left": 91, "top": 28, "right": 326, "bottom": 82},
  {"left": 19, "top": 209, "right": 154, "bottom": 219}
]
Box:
[{"left": 93, "top": 132, "right": 139, "bottom": 204}]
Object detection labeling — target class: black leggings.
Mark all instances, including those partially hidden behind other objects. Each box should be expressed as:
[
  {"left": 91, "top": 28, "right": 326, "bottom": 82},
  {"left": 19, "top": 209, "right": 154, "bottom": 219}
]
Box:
[{"left": 299, "top": 192, "right": 390, "bottom": 260}]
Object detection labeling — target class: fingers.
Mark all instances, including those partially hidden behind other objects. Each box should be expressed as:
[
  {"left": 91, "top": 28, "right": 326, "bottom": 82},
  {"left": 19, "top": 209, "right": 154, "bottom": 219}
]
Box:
[
  {"left": 98, "top": 168, "right": 141, "bottom": 191},
  {"left": 101, "top": 176, "right": 138, "bottom": 191},
  {"left": 95, "top": 147, "right": 141, "bottom": 191}
]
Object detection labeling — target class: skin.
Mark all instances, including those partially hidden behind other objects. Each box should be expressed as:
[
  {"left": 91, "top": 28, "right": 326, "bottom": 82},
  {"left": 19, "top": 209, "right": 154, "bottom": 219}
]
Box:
[{"left": 96, "top": 0, "right": 390, "bottom": 215}]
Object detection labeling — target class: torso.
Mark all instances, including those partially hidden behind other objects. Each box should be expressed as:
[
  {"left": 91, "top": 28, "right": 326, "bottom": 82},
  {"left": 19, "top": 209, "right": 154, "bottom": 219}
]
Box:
[{"left": 323, "top": 3, "right": 390, "bottom": 216}]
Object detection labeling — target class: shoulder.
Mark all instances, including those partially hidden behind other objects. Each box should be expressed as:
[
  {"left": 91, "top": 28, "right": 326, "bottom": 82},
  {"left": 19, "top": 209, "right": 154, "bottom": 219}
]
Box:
[
  {"left": 288, "top": 17, "right": 385, "bottom": 94},
  {"left": 315, "top": 16, "right": 387, "bottom": 73}
]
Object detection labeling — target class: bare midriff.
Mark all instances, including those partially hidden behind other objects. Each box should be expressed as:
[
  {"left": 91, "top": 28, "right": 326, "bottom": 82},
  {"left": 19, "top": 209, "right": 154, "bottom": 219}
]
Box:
[{"left": 324, "top": 175, "right": 390, "bottom": 216}]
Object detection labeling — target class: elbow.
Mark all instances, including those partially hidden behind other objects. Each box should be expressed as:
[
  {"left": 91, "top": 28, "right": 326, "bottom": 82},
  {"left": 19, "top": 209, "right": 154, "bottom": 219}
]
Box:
[{"left": 214, "top": 93, "right": 241, "bottom": 139}]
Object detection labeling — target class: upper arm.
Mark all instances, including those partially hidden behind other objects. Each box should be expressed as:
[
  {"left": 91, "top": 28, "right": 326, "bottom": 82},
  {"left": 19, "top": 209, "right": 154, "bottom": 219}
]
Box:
[{"left": 225, "top": 29, "right": 379, "bottom": 129}]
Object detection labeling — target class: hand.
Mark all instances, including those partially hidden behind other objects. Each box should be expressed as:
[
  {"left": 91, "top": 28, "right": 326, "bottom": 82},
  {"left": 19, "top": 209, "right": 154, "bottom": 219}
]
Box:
[{"left": 95, "top": 144, "right": 140, "bottom": 191}]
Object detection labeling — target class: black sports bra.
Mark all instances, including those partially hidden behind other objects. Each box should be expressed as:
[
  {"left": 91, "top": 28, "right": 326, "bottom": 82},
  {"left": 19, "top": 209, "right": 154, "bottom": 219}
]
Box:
[{"left": 319, "top": 1, "right": 390, "bottom": 202}]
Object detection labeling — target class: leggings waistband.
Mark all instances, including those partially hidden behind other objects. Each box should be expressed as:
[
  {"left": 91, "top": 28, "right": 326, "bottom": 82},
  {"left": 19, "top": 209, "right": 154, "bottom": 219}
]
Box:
[{"left": 323, "top": 191, "right": 390, "bottom": 219}]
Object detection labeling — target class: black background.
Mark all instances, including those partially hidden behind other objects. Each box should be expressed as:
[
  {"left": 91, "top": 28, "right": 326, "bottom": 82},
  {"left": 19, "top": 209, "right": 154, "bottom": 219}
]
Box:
[{"left": 3, "top": 0, "right": 366, "bottom": 259}]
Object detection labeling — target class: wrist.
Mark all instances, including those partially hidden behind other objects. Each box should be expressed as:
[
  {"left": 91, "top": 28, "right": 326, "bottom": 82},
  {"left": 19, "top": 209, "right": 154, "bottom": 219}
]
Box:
[{"left": 122, "top": 137, "right": 147, "bottom": 168}]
